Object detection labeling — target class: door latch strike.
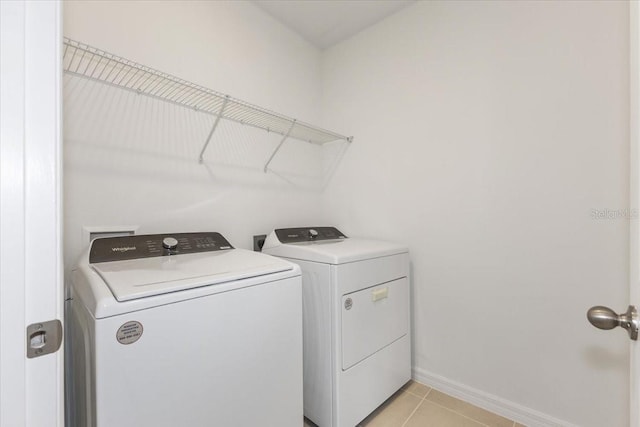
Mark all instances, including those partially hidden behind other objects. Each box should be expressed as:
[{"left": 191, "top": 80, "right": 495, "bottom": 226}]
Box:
[{"left": 26, "top": 320, "right": 62, "bottom": 358}]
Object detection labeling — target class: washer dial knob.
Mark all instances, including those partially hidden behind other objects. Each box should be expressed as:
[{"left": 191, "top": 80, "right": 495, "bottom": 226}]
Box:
[
  {"left": 162, "top": 237, "right": 179, "bottom": 251},
  {"left": 308, "top": 229, "right": 319, "bottom": 239}
]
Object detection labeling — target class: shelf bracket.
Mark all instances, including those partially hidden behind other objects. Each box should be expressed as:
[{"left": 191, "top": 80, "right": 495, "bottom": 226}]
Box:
[
  {"left": 263, "top": 120, "right": 296, "bottom": 173},
  {"left": 198, "top": 95, "right": 230, "bottom": 163}
]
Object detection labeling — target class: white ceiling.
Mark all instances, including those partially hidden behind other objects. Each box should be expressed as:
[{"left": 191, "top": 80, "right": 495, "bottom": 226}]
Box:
[{"left": 253, "top": 0, "right": 416, "bottom": 50}]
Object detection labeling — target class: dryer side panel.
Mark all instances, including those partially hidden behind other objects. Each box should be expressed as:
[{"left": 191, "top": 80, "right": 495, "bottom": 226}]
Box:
[{"left": 278, "top": 257, "right": 333, "bottom": 427}]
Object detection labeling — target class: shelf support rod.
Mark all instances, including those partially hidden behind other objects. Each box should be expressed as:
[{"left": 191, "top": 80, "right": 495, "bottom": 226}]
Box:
[
  {"left": 264, "top": 120, "right": 296, "bottom": 173},
  {"left": 198, "top": 95, "right": 230, "bottom": 163}
]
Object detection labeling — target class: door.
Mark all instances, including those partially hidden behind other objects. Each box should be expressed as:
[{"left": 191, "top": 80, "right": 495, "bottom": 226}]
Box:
[
  {"left": 0, "top": 1, "right": 64, "bottom": 426},
  {"left": 589, "top": 4, "right": 640, "bottom": 426},
  {"left": 632, "top": 3, "right": 640, "bottom": 426}
]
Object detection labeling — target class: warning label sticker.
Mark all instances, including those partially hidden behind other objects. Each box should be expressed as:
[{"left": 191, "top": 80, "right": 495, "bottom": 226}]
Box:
[{"left": 116, "top": 321, "right": 143, "bottom": 345}]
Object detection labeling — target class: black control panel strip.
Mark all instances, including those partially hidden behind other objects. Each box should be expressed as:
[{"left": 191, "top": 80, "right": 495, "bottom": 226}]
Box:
[
  {"left": 89, "top": 232, "right": 234, "bottom": 263},
  {"left": 274, "top": 227, "right": 347, "bottom": 244}
]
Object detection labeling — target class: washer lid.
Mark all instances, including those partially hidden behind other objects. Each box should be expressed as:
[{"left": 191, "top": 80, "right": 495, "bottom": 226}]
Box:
[{"left": 92, "top": 249, "right": 294, "bottom": 302}]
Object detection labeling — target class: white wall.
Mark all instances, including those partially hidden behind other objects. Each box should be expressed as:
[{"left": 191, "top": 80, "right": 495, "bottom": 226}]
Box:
[
  {"left": 321, "top": 1, "right": 630, "bottom": 426},
  {"left": 63, "top": 0, "right": 329, "bottom": 273},
  {"left": 64, "top": 1, "right": 631, "bottom": 425}
]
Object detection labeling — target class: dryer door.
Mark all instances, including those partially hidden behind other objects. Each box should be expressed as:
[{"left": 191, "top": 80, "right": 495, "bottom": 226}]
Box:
[{"left": 341, "top": 277, "right": 409, "bottom": 370}]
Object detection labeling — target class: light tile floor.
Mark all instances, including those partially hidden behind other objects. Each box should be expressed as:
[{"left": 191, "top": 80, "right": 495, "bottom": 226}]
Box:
[{"left": 303, "top": 380, "right": 527, "bottom": 427}]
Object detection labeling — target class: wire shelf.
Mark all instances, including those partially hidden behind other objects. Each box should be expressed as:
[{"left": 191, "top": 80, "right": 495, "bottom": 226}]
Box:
[{"left": 62, "top": 37, "right": 352, "bottom": 167}]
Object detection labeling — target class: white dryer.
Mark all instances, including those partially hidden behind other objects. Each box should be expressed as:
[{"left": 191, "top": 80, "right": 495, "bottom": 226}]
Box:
[
  {"left": 263, "top": 227, "right": 410, "bottom": 427},
  {"left": 67, "top": 232, "right": 302, "bottom": 427}
]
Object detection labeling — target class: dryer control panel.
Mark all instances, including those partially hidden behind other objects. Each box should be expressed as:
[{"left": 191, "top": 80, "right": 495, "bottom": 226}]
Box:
[
  {"left": 89, "top": 232, "right": 233, "bottom": 263},
  {"left": 274, "top": 227, "right": 347, "bottom": 243}
]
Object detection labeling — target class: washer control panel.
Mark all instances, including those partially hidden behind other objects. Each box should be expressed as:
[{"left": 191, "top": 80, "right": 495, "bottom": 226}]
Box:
[
  {"left": 89, "top": 232, "right": 233, "bottom": 263},
  {"left": 274, "top": 227, "right": 347, "bottom": 243}
]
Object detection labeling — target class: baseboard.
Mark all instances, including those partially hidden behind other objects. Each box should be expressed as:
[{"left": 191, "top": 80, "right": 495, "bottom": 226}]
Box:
[{"left": 412, "top": 367, "right": 579, "bottom": 427}]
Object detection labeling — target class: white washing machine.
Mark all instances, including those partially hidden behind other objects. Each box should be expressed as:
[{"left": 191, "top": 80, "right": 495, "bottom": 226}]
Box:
[
  {"left": 263, "top": 227, "right": 411, "bottom": 427},
  {"left": 66, "top": 232, "right": 302, "bottom": 427}
]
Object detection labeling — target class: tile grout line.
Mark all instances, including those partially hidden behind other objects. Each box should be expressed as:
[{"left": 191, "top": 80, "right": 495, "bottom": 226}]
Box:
[
  {"left": 404, "top": 389, "right": 428, "bottom": 399},
  {"left": 412, "top": 382, "right": 515, "bottom": 427},
  {"left": 400, "top": 387, "right": 431, "bottom": 427},
  {"left": 422, "top": 399, "right": 493, "bottom": 427},
  {"left": 401, "top": 383, "right": 517, "bottom": 427}
]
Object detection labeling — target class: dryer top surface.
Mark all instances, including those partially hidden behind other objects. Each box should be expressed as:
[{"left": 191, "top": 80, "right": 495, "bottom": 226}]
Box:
[{"left": 263, "top": 229, "right": 408, "bottom": 264}]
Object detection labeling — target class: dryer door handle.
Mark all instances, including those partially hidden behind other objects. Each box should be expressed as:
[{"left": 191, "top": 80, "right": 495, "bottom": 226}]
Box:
[{"left": 372, "top": 287, "right": 389, "bottom": 302}]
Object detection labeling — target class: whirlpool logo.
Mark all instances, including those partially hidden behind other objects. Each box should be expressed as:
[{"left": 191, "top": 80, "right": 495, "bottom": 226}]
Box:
[{"left": 111, "top": 246, "right": 137, "bottom": 253}]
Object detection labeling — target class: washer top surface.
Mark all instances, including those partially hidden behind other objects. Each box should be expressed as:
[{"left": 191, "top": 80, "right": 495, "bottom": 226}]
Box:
[
  {"left": 262, "top": 227, "right": 408, "bottom": 264},
  {"left": 93, "top": 249, "right": 292, "bottom": 302},
  {"left": 80, "top": 232, "right": 296, "bottom": 305}
]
